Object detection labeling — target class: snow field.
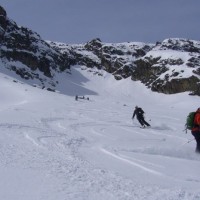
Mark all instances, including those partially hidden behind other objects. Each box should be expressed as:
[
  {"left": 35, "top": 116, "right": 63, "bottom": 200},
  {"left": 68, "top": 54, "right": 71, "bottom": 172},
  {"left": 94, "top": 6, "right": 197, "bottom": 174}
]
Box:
[{"left": 0, "top": 67, "right": 200, "bottom": 200}]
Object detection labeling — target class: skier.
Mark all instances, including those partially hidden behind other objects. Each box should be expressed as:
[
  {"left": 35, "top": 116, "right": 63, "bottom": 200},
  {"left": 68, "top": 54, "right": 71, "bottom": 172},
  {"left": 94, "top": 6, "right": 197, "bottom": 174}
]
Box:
[
  {"left": 75, "top": 95, "right": 89, "bottom": 101},
  {"left": 191, "top": 107, "right": 200, "bottom": 153},
  {"left": 132, "top": 106, "right": 151, "bottom": 128}
]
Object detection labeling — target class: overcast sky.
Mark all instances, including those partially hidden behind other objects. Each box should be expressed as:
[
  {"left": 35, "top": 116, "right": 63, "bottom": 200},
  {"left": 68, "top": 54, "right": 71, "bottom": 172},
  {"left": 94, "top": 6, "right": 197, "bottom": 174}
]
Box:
[{"left": 1, "top": 0, "right": 200, "bottom": 44}]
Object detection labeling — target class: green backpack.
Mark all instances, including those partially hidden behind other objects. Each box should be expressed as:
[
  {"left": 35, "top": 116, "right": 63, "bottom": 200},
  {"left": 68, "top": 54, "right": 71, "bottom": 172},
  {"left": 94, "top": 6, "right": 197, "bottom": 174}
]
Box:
[{"left": 185, "top": 112, "right": 196, "bottom": 131}]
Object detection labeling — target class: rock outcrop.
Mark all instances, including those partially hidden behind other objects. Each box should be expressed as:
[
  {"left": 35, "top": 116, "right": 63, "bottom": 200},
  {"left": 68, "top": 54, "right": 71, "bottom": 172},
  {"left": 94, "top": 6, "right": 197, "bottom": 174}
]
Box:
[
  {"left": 0, "top": 5, "right": 71, "bottom": 91},
  {"left": 131, "top": 39, "right": 200, "bottom": 95}
]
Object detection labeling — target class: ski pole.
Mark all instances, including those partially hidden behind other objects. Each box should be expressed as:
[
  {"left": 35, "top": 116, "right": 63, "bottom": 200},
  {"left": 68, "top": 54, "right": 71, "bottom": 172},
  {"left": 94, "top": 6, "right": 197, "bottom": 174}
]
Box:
[
  {"left": 182, "top": 128, "right": 187, "bottom": 134},
  {"left": 181, "top": 138, "right": 195, "bottom": 146},
  {"left": 186, "top": 138, "right": 195, "bottom": 144}
]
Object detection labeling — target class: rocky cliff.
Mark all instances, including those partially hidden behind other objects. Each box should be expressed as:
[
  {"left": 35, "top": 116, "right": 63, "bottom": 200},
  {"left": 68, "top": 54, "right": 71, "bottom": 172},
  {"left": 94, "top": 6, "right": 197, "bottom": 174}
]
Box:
[
  {"left": 0, "top": 5, "right": 71, "bottom": 91},
  {"left": 132, "top": 39, "right": 200, "bottom": 95}
]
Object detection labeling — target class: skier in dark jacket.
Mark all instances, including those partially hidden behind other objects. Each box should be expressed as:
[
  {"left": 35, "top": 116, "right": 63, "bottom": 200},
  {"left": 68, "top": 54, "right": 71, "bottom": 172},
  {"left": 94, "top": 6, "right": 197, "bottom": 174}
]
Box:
[
  {"left": 191, "top": 108, "right": 200, "bottom": 153},
  {"left": 132, "top": 106, "right": 151, "bottom": 127}
]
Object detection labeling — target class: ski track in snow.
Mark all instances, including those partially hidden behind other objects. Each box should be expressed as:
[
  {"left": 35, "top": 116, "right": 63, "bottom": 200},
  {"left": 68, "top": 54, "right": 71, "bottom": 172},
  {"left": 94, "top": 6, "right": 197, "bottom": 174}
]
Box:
[
  {"left": 100, "top": 148, "right": 163, "bottom": 176},
  {"left": 1, "top": 69, "right": 200, "bottom": 199},
  {"left": 0, "top": 104, "right": 199, "bottom": 196}
]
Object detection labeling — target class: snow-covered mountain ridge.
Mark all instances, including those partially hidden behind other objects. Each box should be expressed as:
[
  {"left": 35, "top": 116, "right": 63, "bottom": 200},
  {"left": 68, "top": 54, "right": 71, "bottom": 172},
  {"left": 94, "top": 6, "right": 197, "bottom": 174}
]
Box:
[
  {"left": 49, "top": 38, "right": 200, "bottom": 96},
  {"left": 0, "top": 5, "right": 200, "bottom": 96}
]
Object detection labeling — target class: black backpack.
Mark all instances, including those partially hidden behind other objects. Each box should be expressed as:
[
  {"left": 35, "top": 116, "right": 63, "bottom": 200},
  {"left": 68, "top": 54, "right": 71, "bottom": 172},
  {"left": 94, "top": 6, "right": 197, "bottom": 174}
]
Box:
[{"left": 138, "top": 108, "right": 144, "bottom": 115}]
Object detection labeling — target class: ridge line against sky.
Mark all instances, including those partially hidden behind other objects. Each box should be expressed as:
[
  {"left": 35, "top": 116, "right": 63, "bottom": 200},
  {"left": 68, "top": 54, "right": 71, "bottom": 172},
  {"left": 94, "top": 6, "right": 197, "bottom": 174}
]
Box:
[{"left": 1, "top": 0, "right": 200, "bottom": 44}]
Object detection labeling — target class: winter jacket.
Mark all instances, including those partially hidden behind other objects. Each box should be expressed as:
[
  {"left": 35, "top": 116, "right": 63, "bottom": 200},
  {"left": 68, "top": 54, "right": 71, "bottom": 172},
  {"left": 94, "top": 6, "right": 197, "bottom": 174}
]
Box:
[
  {"left": 132, "top": 107, "right": 144, "bottom": 119},
  {"left": 192, "top": 109, "right": 200, "bottom": 132}
]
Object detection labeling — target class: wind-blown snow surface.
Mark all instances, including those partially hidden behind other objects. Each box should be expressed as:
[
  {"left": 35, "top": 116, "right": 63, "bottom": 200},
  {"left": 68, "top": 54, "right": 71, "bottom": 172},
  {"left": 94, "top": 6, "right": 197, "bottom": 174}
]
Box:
[{"left": 0, "top": 66, "right": 200, "bottom": 200}]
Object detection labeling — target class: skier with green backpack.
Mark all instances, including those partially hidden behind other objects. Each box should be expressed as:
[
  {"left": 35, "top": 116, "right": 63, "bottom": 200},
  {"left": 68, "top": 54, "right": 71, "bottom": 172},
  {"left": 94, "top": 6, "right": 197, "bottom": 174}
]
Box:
[{"left": 186, "top": 108, "right": 200, "bottom": 153}]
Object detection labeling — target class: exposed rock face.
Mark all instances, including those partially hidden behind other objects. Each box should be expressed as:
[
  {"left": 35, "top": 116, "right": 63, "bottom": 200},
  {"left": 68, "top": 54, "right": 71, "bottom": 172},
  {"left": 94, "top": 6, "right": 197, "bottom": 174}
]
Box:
[
  {"left": 0, "top": 6, "right": 7, "bottom": 41},
  {"left": 0, "top": 5, "right": 71, "bottom": 90},
  {"left": 131, "top": 39, "right": 200, "bottom": 95}
]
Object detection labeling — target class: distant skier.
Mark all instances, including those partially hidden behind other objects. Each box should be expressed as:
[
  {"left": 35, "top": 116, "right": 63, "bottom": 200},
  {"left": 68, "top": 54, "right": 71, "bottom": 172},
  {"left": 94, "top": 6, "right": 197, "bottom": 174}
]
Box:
[
  {"left": 132, "top": 106, "right": 151, "bottom": 128},
  {"left": 75, "top": 95, "right": 90, "bottom": 101}
]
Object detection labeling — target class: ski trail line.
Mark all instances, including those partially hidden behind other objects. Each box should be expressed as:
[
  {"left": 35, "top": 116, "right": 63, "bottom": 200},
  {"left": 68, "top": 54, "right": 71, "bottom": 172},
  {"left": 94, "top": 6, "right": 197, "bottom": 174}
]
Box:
[{"left": 100, "top": 148, "right": 163, "bottom": 176}]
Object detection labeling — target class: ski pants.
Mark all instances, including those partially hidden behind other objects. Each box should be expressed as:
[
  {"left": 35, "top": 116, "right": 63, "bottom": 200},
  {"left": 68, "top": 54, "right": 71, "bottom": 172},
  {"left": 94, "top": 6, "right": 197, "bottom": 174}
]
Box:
[
  {"left": 137, "top": 115, "right": 150, "bottom": 127},
  {"left": 192, "top": 131, "right": 200, "bottom": 153}
]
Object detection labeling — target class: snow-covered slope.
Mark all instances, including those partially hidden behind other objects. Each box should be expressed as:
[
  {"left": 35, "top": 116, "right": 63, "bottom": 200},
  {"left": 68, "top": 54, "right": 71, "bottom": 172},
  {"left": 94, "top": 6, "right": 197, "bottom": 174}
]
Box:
[{"left": 0, "top": 65, "right": 200, "bottom": 200}]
